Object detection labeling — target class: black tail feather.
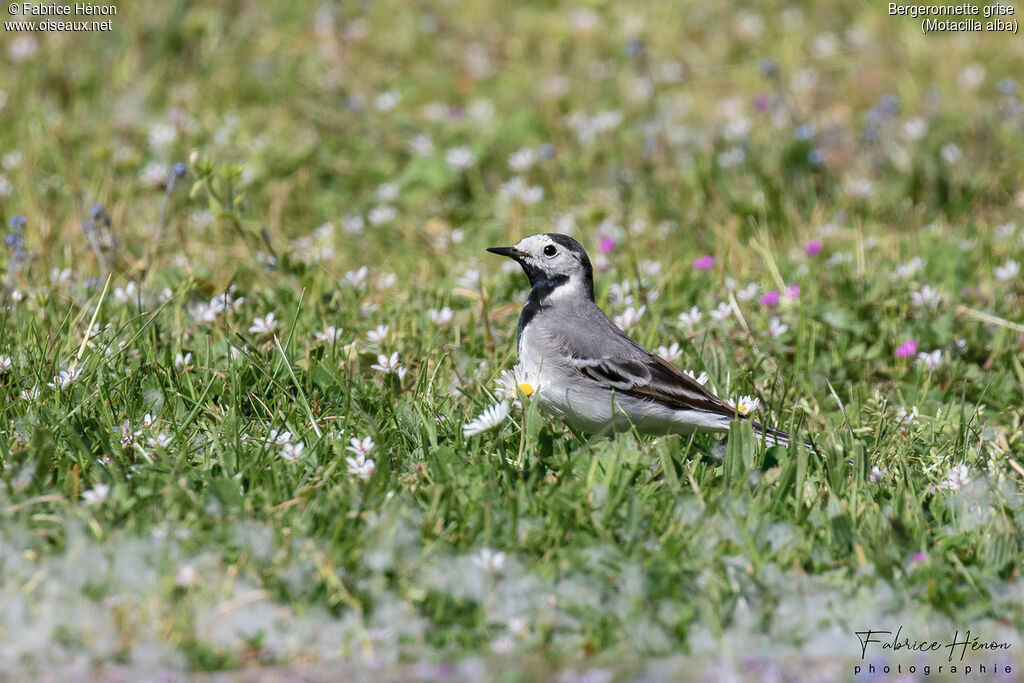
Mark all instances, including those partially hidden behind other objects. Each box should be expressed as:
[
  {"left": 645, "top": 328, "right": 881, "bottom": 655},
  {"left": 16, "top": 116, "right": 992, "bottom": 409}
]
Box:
[{"left": 751, "top": 421, "right": 821, "bottom": 456}]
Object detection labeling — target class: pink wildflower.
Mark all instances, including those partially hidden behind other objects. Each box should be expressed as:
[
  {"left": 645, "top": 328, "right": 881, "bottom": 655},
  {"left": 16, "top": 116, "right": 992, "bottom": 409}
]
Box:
[
  {"left": 805, "top": 240, "right": 823, "bottom": 256},
  {"left": 896, "top": 340, "right": 918, "bottom": 358},
  {"left": 693, "top": 255, "right": 714, "bottom": 271},
  {"left": 599, "top": 237, "right": 615, "bottom": 253},
  {"left": 760, "top": 290, "right": 779, "bottom": 306}
]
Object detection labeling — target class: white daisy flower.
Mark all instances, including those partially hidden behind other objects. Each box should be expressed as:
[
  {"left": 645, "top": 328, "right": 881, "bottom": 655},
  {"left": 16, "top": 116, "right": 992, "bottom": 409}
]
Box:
[
  {"left": 464, "top": 400, "right": 510, "bottom": 437},
  {"left": 730, "top": 395, "right": 761, "bottom": 416},
  {"left": 494, "top": 364, "right": 545, "bottom": 401},
  {"left": 0, "top": 355, "right": 12, "bottom": 373},
  {"left": 683, "top": 369, "right": 709, "bottom": 386}
]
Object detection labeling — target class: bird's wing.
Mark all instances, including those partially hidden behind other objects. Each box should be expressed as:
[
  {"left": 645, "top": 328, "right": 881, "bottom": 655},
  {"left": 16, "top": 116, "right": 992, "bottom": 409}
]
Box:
[{"left": 554, "top": 304, "right": 738, "bottom": 418}]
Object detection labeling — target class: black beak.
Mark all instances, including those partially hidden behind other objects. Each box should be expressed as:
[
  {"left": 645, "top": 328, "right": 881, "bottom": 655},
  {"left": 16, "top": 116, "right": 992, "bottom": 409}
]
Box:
[{"left": 486, "top": 246, "right": 523, "bottom": 261}]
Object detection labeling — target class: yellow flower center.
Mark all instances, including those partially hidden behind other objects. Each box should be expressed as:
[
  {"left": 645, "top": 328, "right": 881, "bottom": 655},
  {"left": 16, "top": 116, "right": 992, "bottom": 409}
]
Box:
[
  {"left": 518, "top": 382, "right": 534, "bottom": 397},
  {"left": 737, "top": 405, "right": 749, "bottom": 416}
]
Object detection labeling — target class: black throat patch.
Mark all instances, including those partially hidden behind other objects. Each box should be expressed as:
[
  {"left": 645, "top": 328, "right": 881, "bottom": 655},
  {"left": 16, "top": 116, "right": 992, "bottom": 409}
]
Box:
[{"left": 517, "top": 273, "right": 569, "bottom": 343}]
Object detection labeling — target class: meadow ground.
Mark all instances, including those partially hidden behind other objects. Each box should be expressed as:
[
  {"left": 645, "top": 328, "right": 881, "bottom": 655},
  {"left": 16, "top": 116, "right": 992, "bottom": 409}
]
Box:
[{"left": 1, "top": 1, "right": 1023, "bottom": 680}]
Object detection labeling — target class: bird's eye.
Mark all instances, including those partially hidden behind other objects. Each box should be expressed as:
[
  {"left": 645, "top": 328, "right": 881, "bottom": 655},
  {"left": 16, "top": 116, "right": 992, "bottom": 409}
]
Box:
[{"left": 543, "top": 245, "right": 557, "bottom": 256}]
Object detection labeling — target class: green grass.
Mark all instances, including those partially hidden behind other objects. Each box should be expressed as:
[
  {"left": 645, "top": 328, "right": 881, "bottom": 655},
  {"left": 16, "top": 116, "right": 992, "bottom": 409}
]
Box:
[{"left": 1, "top": 1, "right": 1023, "bottom": 679}]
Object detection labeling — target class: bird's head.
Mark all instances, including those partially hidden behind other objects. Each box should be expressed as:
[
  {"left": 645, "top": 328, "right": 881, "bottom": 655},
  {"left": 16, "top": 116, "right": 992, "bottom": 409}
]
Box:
[{"left": 487, "top": 233, "right": 594, "bottom": 300}]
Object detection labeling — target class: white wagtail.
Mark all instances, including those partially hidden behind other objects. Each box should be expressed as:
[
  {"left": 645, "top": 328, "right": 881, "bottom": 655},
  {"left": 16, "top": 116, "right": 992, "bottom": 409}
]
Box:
[{"left": 488, "top": 232, "right": 810, "bottom": 448}]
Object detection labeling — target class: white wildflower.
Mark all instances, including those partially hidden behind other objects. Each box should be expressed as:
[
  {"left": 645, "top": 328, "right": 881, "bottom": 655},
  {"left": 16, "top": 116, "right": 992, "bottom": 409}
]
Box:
[
  {"left": 315, "top": 326, "right": 343, "bottom": 344},
  {"left": 81, "top": 483, "right": 110, "bottom": 505},
  {"left": 994, "top": 260, "right": 1019, "bottom": 281},
  {"left": 174, "top": 352, "right": 192, "bottom": 372},
  {"left": 508, "top": 147, "right": 536, "bottom": 172},
  {"left": 893, "top": 256, "right": 925, "bottom": 280},
  {"left": 464, "top": 400, "right": 510, "bottom": 437},
  {"left": 683, "top": 369, "right": 709, "bottom": 386},
  {"left": 248, "top": 313, "right": 277, "bottom": 336},
  {"left": 48, "top": 365, "right": 82, "bottom": 390},
  {"left": 280, "top": 441, "right": 306, "bottom": 461},
  {"left": 916, "top": 350, "right": 943, "bottom": 370},
  {"left": 346, "top": 453, "right": 376, "bottom": 480},
  {"left": 371, "top": 352, "right": 407, "bottom": 379},
  {"left": 366, "top": 324, "right": 389, "bottom": 343},
  {"left": 368, "top": 205, "right": 397, "bottom": 226},
  {"left": 736, "top": 283, "right": 760, "bottom": 301},
  {"left": 910, "top": 285, "right": 942, "bottom": 309},
  {"left": 656, "top": 342, "right": 682, "bottom": 362},
  {"left": 613, "top": 305, "right": 646, "bottom": 331},
  {"left": 709, "top": 302, "right": 732, "bottom": 322},
  {"left": 148, "top": 432, "right": 172, "bottom": 448},
  {"left": 730, "top": 395, "right": 761, "bottom": 416},
  {"left": 677, "top": 306, "right": 702, "bottom": 329},
  {"left": 473, "top": 548, "right": 507, "bottom": 572},
  {"left": 345, "top": 436, "right": 375, "bottom": 458},
  {"left": 494, "top": 364, "right": 544, "bottom": 401},
  {"left": 939, "top": 464, "right": 970, "bottom": 491},
  {"left": 344, "top": 266, "right": 368, "bottom": 288},
  {"left": 342, "top": 215, "right": 365, "bottom": 235},
  {"left": 446, "top": 146, "right": 476, "bottom": 170},
  {"left": 428, "top": 307, "right": 454, "bottom": 326},
  {"left": 767, "top": 317, "right": 789, "bottom": 338}
]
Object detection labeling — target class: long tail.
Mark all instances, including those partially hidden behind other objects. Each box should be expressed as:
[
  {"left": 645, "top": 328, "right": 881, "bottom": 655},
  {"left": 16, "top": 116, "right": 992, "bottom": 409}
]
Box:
[{"left": 751, "top": 421, "right": 821, "bottom": 455}]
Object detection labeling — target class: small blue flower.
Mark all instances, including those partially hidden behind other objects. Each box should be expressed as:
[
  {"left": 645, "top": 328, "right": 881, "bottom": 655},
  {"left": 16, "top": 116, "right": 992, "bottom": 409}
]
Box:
[
  {"left": 757, "top": 57, "right": 779, "bottom": 77},
  {"left": 794, "top": 124, "right": 814, "bottom": 140},
  {"left": 538, "top": 142, "right": 555, "bottom": 159},
  {"left": 173, "top": 161, "right": 187, "bottom": 178},
  {"left": 90, "top": 203, "right": 106, "bottom": 220},
  {"left": 997, "top": 77, "right": 1018, "bottom": 95},
  {"left": 877, "top": 94, "right": 899, "bottom": 116},
  {"left": 808, "top": 148, "right": 824, "bottom": 165},
  {"left": 9, "top": 215, "right": 26, "bottom": 230}
]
